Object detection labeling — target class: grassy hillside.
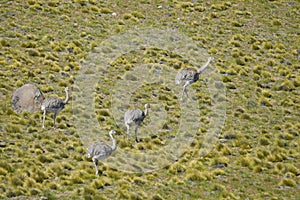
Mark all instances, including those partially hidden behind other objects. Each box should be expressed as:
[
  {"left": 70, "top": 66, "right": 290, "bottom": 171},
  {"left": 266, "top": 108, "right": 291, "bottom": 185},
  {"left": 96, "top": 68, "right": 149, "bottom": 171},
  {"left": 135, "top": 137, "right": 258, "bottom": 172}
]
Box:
[{"left": 0, "top": 0, "right": 299, "bottom": 199}]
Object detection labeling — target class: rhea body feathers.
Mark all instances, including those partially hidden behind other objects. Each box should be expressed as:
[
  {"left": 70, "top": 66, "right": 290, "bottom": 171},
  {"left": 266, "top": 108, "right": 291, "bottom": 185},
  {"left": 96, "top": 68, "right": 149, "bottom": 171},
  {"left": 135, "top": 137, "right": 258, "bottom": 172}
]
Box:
[
  {"left": 124, "top": 104, "right": 150, "bottom": 142},
  {"left": 86, "top": 130, "right": 117, "bottom": 176},
  {"left": 41, "top": 87, "right": 69, "bottom": 128},
  {"left": 175, "top": 57, "right": 212, "bottom": 101}
]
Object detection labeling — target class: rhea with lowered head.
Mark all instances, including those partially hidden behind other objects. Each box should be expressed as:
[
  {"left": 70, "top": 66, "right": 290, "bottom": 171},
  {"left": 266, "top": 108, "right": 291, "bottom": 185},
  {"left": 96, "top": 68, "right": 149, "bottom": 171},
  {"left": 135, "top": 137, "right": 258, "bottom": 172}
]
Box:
[
  {"left": 175, "top": 57, "right": 213, "bottom": 101},
  {"left": 124, "top": 104, "right": 150, "bottom": 142},
  {"left": 41, "top": 87, "right": 69, "bottom": 128},
  {"left": 86, "top": 130, "right": 117, "bottom": 176}
]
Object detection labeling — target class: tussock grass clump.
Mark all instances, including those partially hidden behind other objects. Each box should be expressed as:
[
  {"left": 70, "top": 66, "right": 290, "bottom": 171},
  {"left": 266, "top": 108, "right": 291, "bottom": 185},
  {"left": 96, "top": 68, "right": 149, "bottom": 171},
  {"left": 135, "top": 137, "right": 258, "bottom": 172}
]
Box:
[
  {"left": 123, "top": 13, "right": 133, "bottom": 20},
  {"left": 168, "top": 163, "right": 186, "bottom": 175},
  {"left": 275, "top": 139, "right": 289, "bottom": 148},
  {"left": 279, "top": 132, "right": 295, "bottom": 140},
  {"left": 210, "top": 156, "right": 229, "bottom": 167},
  {"left": 27, "top": 127, "right": 38, "bottom": 133},
  {"left": 132, "top": 11, "right": 145, "bottom": 19},
  {"left": 283, "top": 164, "right": 300, "bottom": 176},
  {"left": 116, "top": 179, "right": 130, "bottom": 189},
  {"left": 262, "top": 41, "right": 273, "bottom": 50},
  {"left": 169, "top": 176, "right": 185, "bottom": 185},
  {"left": 278, "top": 178, "right": 296, "bottom": 187},
  {"left": 0, "top": 167, "right": 8, "bottom": 176},
  {"left": 5, "top": 124, "right": 22, "bottom": 133},
  {"left": 21, "top": 41, "right": 37, "bottom": 48},
  {"left": 50, "top": 163, "right": 68, "bottom": 176},
  {"left": 83, "top": 186, "right": 95, "bottom": 196},
  {"left": 151, "top": 194, "right": 164, "bottom": 200},
  {"left": 237, "top": 156, "right": 254, "bottom": 169},
  {"left": 117, "top": 189, "right": 130, "bottom": 199},
  {"left": 195, "top": 6, "right": 205, "bottom": 12},
  {"left": 34, "top": 148, "right": 44, "bottom": 155},
  {"left": 98, "top": 109, "right": 110, "bottom": 116},
  {"left": 92, "top": 179, "right": 108, "bottom": 189},
  {"left": 0, "top": 183, "right": 6, "bottom": 194},
  {"left": 32, "top": 169, "right": 48, "bottom": 183},
  {"left": 0, "top": 38, "right": 10, "bottom": 47},
  {"left": 272, "top": 19, "right": 282, "bottom": 26},
  {"left": 253, "top": 166, "right": 263, "bottom": 173},
  {"left": 48, "top": 182, "right": 59, "bottom": 190},
  {"left": 211, "top": 183, "right": 226, "bottom": 193},
  {"left": 61, "top": 162, "right": 74, "bottom": 171},
  {"left": 0, "top": 161, "right": 13, "bottom": 173},
  {"left": 188, "top": 160, "right": 205, "bottom": 170},
  {"left": 262, "top": 90, "right": 272, "bottom": 98},
  {"left": 185, "top": 169, "right": 208, "bottom": 182},
  {"left": 29, "top": 188, "right": 41, "bottom": 196},
  {"left": 130, "top": 191, "right": 147, "bottom": 200},
  {"left": 93, "top": 176, "right": 112, "bottom": 189},
  {"left": 9, "top": 175, "right": 24, "bottom": 187},
  {"left": 267, "top": 153, "right": 287, "bottom": 163},
  {"left": 132, "top": 177, "right": 147, "bottom": 185},
  {"left": 106, "top": 170, "right": 122, "bottom": 179},
  {"left": 176, "top": 2, "right": 194, "bottom": 9},
  {"left": 259, "top": 137, "right": 271, "bottom": 146},
  {"left": 256, "top": 149, "right": 270, "bottom": 159},
  {"left": 6, "top": 188, "right": 24, "bottom": 198},
  {"left": 135, "top": 142, "right": 146, "bottom": 150},
  {"left": 277, "top": 80, "right": 295, "bottom": 91},
  {"left": 211, "top": 2, "right": 232, "bottom": 11},
  {"left": 100, "top": 8, "right": 112, "bottom": 14},
  {"left": 216, "top": 143, "right": 232, "bottom": 155},
  {"left": 266, "top": 59, "right": 276, "bottom": 67},
  {"left": 70, "top": 173, "right": 84, "bottom": 184},
  {"left": 259, "top": 97, "right": 273, "bottom": 107},
  {"left": 212, "top": 168, "right": 226, "bottom": 176},
  {"left": 24, "top": 177, "right": 37, "bottom": 188},
  {"left": 293, "top": 76, "right": 300, "bottom": 87},
  {"left": 38, "top": 154, "right": 54, "bottom": 163}
]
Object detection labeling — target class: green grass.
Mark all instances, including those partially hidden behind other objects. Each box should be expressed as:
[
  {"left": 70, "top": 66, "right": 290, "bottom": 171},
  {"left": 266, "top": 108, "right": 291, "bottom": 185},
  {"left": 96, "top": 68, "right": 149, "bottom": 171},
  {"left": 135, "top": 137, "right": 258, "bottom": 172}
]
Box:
[{"left": 0, "top": 0, "right": 299, "bottom": 199}]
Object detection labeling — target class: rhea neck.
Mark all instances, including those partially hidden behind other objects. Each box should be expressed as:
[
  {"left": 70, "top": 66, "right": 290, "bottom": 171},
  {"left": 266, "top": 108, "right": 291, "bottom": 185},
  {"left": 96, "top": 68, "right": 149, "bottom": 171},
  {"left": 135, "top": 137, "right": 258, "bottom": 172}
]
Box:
[
  {"left": 197, "top": 57, "right": 212, "bottom": 74},
  {"left": 63, "top": 89, "right": 69, "bottom": 104},
  {"left": 109, "top": 132, "right": 117, "bottom": 151},
  {"left": 144, "top": 107, "right": 149, "bottom": 117}
]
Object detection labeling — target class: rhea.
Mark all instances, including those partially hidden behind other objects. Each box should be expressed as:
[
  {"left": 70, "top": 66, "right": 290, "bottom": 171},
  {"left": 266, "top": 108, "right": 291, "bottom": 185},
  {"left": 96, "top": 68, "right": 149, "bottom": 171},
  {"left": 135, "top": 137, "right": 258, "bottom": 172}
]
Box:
[
  {"left": 86, "top": 130, "right": 117, "bottom": 176},
  {"left": 175, "top": 57, "right": 213, "bottom": 101},
  {"left": 41, "top": 87, "right": 69, "bottom": 128},
  {"left": 124, "top": 104, "right": 150, "bottom": 142}
]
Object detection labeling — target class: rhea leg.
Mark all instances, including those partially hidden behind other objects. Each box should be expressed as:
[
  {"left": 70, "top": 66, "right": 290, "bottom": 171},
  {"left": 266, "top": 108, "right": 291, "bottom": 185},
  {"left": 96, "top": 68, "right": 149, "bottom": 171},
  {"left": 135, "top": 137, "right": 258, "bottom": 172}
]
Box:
[
  {"left": 134, "top": 125, "right": 140, "bottom": 142},
  {"left": 42, "top": 109, "right": 46, "bottom": 128},
  {"left": 125, "top": 123, "right": 130, "bottom": 139},
  {"left": 92, "top": 158, "right": 99, "bottom": 176},
  {"left": 181, "top": 82, "right": 190, "bottom": 101}
]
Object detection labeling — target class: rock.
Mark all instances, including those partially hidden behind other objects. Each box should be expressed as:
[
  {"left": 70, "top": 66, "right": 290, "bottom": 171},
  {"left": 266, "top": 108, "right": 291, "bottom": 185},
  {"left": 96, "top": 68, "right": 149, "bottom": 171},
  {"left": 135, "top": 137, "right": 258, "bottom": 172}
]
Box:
[
  {"left": 12, "top": 83, "right": 44, "bottom": 113},
  {"left": 212, "top": 163, "right": 227, "bottom": 168}
]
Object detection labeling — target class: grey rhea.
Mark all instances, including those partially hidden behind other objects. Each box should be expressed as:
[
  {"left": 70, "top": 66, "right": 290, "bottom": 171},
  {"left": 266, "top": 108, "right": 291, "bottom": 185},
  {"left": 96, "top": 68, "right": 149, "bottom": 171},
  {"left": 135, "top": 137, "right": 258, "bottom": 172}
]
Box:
[
  {"left": 175, "top": 57, "right": 213, "bottom": 101},
  {"left": 41, "top": 87, "right": 69, "bottom": 128},
  {"left": 124, "top": 104, "right": 150, "bottom": 142},
  {"left": 86, "top": 130, "right": 117, "bottom": 176}
]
